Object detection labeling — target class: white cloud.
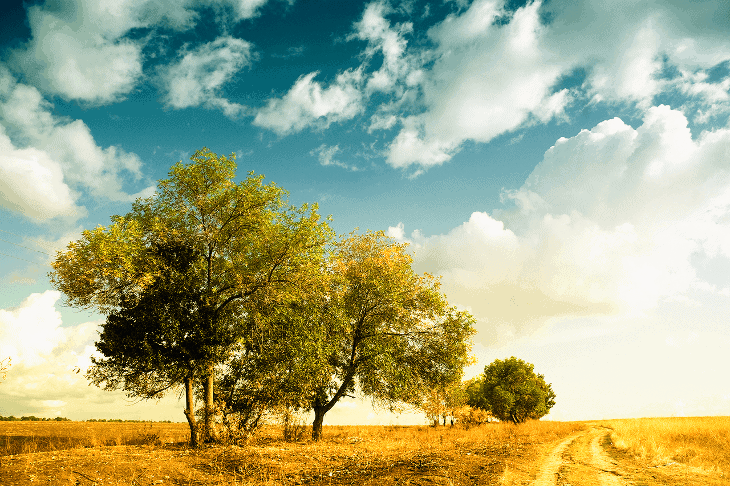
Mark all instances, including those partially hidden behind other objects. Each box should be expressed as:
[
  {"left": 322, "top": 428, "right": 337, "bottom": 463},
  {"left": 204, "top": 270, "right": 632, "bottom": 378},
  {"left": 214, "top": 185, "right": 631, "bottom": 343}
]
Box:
[
  {"left": 9, "top": 0, "right": 282, "bottom": 104},
  {"left": 310, "top": 144, "right": 358, "bottom": 171},
  {"left": 0, "top": 128, "right": 84, "bottom": 221},
  {"left": 254, "top": 69, "right": 364, "bottom": 135},
  {"left": 11, "top": 0, "right": 146, "bottom": 104},
  {"left": 0, "top": 68, "right": 154, "bottom": 214},
  {"left": 385, "top": 0, "right": 568, "bottom": 169},
  {"left": 392, "top": 106, "right": 730, "bottom": 343},
  {"left": 353, "top": 1, "right": 413, "bottom": 95},
  {"left": 0, "top": 291, "right": 186, "bottom": 420},
  {"left": 160, "top": 36, "right": 252, "bottom": 118}
]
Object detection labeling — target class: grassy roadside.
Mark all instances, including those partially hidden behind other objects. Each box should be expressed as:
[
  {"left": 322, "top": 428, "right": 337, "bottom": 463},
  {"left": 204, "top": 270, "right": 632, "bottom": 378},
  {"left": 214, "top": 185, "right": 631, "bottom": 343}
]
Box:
[
  {"left": 1, "top": 421, "right": 585, "bottom": 485},
  {"left": 600, "top": 417, "right": 730, "bottom": 485}
]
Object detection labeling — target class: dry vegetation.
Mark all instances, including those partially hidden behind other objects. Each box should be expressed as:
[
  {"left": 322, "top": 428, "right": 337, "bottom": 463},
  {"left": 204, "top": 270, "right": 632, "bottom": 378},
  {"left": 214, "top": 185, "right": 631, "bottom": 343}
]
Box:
[
  {"left": 4, "top": 417, "right": 729, "bottom": 485},
  {"left": 0, "top": 420, "right": 584, "bottom": 485},
  {"left": 601, "top": 416, "right": 730, "bottom": 477}
]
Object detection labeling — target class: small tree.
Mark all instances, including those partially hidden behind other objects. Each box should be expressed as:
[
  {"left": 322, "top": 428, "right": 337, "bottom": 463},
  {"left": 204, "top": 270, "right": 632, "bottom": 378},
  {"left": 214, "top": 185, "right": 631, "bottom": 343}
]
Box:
[
  {"left": 421, "top": 381, "right": 469, "bottom": 426},
  {"left": 303, "top": 231, "right": 476, "bottom": 440},
  {"left": 470, "top": 357, "right": 555, "bottom": 424}
]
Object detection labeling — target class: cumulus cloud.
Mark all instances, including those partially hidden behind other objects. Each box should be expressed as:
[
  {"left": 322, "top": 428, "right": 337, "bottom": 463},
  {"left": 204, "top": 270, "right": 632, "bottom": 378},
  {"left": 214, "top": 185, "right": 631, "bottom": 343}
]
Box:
[
  {"left": 253, "top": 69, "right": 364, "bottom": 135},
  {"left": 0, "top": 128, "right": 84, "bottom": 221},
  {"left": 252, "top": 0, "right": 728, "bottom": 172},
  {"left": 8, "top": 0, "right": 282, "bottom": 104},
  {"left": 0, "top": 68, "right": 153, "bottom": 220},
  {"left": 543, "top": 0, "right": 730, "bottom": 105},
  {"left": 391, "top": 106, "right": 730, "bottom": 343},
  {"left": 0, "top": 292, "right": 100, "bottom": 416},
  {"left": 0, "top": 291, "right": 187, "bottom": 420},
  {"left": 352, "top": 1, "right": 414, "bottom": 95},
  {"left": 160, "top": 36, "right": 252, "bottom": 118},
  {"left": 385, "top": 0, "right": 568, "bottom": 170}
]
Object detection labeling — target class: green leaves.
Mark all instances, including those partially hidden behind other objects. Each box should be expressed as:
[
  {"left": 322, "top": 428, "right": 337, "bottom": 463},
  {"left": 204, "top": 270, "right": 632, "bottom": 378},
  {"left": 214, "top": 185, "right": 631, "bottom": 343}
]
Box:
[
  {"left": 50, "top": 148, "right": 334, "bottom": 444},
  {"left": 296, "top": 231, "right": 476, "bottom": 439},
  {"left": 470, "top": 356, "right": 556, "bottom": 424}
]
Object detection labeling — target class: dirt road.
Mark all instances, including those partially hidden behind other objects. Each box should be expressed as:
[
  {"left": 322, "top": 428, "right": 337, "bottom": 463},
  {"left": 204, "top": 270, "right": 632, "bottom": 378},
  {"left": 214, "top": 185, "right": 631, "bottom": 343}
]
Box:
[
  {"left": 531, "top": 424, "right": 726, "bottom": 486},
  {"left": 533, "top": 425, "right": 627, "bottom": 485}
]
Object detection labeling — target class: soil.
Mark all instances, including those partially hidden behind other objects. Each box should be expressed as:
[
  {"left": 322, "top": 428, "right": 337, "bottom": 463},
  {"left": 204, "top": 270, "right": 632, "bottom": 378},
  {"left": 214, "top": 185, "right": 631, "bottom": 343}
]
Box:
[{"left": 528, "top": 424, "right": 727, "bottom": 486}]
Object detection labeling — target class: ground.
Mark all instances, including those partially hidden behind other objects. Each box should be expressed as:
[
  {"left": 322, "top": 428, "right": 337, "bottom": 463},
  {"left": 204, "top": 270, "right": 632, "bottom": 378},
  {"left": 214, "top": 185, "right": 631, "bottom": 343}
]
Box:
[{"left": 0, "top": 419, "right": 727, "bottom": 485}]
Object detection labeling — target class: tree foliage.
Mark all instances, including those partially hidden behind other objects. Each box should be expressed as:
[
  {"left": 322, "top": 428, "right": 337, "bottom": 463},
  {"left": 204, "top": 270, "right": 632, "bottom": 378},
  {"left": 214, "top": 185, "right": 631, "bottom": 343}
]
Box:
[
  {"left": 50, "top": 148, "right": 331, "bottom": 445},
  {"left": 297, "top": 231, "right": 476, "bottom": 440},
  {"left": 0, "top": 357, "right": 10, "bottom": 382},
  {"left": 469, "top": 357, "right": 556, "bottom": 424}
]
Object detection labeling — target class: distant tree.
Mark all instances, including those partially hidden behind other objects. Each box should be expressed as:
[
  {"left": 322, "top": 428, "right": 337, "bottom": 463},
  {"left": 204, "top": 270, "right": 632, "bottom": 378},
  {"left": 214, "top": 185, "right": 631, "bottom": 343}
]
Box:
[
  {"left": 470, "top": 357, "right": 555, "bottom": 424},
  {"left": 0, "top": 357, "right": 9, "bottom": 382},
  {"left": 50, "top": 148, "right": 331, "bottom": 446},
  {"left": 301, "top": 231, "right": 476, "bottom": 440},
  {"left": 421, "top": 380, "right": 470, "bottom": 426}
]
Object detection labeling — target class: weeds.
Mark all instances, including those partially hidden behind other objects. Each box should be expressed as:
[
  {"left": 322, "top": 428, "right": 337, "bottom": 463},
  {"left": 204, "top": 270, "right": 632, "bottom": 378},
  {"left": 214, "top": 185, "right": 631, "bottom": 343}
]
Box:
[{"left": 603, "top": 416, "right": 730, "bottom": 475}]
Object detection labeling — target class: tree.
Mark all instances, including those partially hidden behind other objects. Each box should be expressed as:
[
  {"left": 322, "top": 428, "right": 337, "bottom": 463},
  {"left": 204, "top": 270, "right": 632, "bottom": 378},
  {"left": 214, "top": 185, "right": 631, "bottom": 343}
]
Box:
[
  {"left": 301, "top": 231, "right": 476, "bottom": 440},
  {"left": 50, "top": 148, "right": 331, "bottom": 445},
  {"left": 421, "top": 380, "right": 469, "bottom": 426},
  {"left": 0, "top": 357, "right": 10, "bottom": 382},
  {"left": 470, "top": 357, "right": 556, "bottom": 424}
]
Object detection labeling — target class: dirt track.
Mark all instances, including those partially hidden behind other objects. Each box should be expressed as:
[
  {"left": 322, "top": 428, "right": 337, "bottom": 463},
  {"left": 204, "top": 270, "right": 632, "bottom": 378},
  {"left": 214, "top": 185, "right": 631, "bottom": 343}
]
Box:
[{"left": 531, "top": 424, "right": 726, "bottom": 486}]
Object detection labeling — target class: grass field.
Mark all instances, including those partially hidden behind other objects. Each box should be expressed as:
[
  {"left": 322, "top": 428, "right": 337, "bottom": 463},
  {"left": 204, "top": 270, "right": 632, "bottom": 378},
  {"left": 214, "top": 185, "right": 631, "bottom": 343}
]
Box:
[
  {"left": 1, "top": 417, "right": 728, "bottom": 485},
  {"left": 0, "top": 420, "right": 585, "bottom": 485},
  {"left": 601, "top": 416, "right": 730, "bottom": 475}
]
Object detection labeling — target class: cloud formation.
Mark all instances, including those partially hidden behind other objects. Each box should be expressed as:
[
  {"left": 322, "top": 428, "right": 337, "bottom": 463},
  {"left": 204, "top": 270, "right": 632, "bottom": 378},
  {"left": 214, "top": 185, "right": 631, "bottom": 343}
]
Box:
[
  {"left": 253, "top": 69, "right": 364, "bottom": 135},
  {"left": 0, "top": 128, "right": 83, "bottom": 221},
  {"left": 250, "top": 0, "right": 730, "bottom": 173},
  {"left": 8, "top": 0, "right": 284, "bottom": 105},
  {"left": 0, "top": 291, "right": 187, "bottom": 420},
  {"left": 390, "top": 106, "right": 730, "bottom": 343},
  {"left": 160, "top": 36, "right": 253, "bottom": 118},
  {"left": 0, "top": 67, "right": 154, "bottom": 221},
  {"left": 0, "top": 292, "right": 99, "bottom": 416}
]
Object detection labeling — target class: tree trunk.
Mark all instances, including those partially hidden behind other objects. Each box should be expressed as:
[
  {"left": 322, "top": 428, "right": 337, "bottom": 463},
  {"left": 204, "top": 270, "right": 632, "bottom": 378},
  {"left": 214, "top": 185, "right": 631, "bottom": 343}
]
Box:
[
  {"left": 202, "top": 372, "right": 217, "bottom": 443},
  {"left": 312, "top": 407, "right": 326, "bottom": 441},
  {"left": 183, "top": 376, "right": 198, "bottom": 448}
]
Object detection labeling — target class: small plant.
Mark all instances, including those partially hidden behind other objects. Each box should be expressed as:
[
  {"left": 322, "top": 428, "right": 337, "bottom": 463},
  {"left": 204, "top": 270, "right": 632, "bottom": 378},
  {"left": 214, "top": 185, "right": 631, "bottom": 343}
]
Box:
[{"left": 281, "top": 408, "right": 308, "bottom": 442}]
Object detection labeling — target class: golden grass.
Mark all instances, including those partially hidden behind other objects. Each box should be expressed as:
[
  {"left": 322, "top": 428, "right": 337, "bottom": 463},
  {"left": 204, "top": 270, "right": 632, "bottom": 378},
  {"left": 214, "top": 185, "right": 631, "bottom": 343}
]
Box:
[
  {"left": 601, "top": 416, "right": 730, "bottom": 474},
  {"left": 0, "top": 420, "right": 585, "bottom": 485},
  {"left": 0, "top": 421, "right": 190, "bottom": 456}
]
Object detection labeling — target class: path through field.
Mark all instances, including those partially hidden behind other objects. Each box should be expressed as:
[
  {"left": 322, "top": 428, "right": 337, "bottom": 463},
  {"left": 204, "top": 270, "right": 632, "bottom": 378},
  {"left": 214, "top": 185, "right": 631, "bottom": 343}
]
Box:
[
  {"left": 535, "top": 425, "right": 628, "bottom": 485},
  {"left": 531, "top": 424, "right": 726, "bottom": 486}
]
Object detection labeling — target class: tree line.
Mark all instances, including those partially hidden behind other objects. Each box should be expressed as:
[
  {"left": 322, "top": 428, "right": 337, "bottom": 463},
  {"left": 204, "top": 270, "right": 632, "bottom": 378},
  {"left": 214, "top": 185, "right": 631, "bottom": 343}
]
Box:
[{"left": 50, "top": 148, "right": 477, "bottom": 446}]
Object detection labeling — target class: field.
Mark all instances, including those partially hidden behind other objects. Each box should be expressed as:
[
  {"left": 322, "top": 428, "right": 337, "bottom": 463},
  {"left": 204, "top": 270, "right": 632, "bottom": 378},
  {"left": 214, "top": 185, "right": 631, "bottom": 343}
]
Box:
[
  {"left": 0, "top": 417, "right": 728, "bottom": 485},
  {"left": 601, "top": 416, "right": 730, "bottom": 482}
]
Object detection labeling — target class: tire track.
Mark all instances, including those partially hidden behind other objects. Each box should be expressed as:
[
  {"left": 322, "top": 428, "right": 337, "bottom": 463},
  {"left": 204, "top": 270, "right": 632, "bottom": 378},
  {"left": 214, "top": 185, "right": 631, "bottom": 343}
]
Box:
[
  {"left": 533, "top": 433, "right": 581, "bottom": 486},
  {"left": 534, "top": 426, "right": 631, "bottom": 486}
]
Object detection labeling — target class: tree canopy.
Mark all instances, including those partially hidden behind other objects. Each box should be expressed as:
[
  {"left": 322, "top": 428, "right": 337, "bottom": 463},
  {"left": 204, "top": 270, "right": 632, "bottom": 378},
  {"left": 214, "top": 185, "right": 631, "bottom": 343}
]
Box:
[
  {"left": 298, "top": 231, "right": 476, "bottom": 440},
  {"left": 469, "top": 357, "right": 556, "bottom": 424},
  {"left": 51, "top": 148, "right": 332, "bottom": 445}
]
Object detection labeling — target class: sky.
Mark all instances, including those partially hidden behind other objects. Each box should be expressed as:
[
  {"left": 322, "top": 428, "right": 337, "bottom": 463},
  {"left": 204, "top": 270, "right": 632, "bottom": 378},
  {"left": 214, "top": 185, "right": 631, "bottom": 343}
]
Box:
[{"left": 1, "top": 0, "right": 730, "bottom": 425}]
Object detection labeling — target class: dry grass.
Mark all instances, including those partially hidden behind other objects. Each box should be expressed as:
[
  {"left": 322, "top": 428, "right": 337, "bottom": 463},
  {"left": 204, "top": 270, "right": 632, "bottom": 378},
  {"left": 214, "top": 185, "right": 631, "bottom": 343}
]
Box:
[
  {"left": 0, "top": 421, "right": 190, "bottom": 456},
  {"left": 601, "top": 416, "right": 730, "bottom": 475},
  {"left": 0, "top": 420, "right": 585, "bottom": 485}
]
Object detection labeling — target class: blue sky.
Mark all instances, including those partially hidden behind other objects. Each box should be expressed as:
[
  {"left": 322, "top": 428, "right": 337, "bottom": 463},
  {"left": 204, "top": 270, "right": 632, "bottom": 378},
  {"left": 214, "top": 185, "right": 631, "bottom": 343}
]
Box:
[{"left": 2, "top": 0, "right": 730, "bottom": 423}]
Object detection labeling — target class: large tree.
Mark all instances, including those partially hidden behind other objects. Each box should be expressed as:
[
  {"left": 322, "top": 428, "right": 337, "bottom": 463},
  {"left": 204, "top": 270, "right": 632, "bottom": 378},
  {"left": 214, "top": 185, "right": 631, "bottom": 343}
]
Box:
[
  {"left": 50, "top": 148, "right": 331, "bottom": 444},
  {"left": 470, "top": 357, "right": 556, "bottom": 424},
  {"left": 301, "top": 231, "right": 476, "bottom": 440}
]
